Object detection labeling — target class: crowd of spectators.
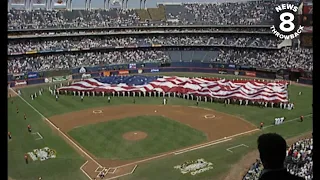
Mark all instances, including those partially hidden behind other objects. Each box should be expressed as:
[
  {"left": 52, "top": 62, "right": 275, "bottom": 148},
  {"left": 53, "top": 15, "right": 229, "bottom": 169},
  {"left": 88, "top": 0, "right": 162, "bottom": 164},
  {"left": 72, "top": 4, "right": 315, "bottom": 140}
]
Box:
[
  {"left": 8, "top": 50, "right": 169, "bottom": 74},
  {"left": 8, "top": 47, "right": 313, "bottom": 74},
  {"left": 243, "top": 138, "right": 313, "bottom": 180},
  {"left": 243, "top": 159, "right": 264, "bottom": 180},
  {"left": 214, "top": 48, "right": 313, "bottom": 71},
  {"left": 166, "top": 2, "right": 280, "bottom": 25},
  {"left": 8, "top": 35, "right": 281, "bottom": 54},
  {"left": 8, "top": 9, "right": 140, "bottom": 30},
  {"left": 8, "top": 1, "right": 285, "bottom": 29}
]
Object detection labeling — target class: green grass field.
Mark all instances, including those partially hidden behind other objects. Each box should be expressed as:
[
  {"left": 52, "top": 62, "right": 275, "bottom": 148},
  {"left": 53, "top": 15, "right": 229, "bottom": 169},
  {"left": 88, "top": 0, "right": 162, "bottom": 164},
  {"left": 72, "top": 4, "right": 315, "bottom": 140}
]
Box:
[
  {"left": 68, "top": 116, "right": 207, "bottom": 160},
  {"left": 8, "top": 72, "right": 312, "bottom": 180}
]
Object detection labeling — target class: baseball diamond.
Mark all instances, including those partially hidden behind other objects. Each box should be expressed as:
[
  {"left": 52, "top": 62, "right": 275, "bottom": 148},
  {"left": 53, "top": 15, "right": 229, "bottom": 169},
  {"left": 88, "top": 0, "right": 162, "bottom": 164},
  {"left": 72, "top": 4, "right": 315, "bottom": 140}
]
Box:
[
  {"left": 49, "top": 105, "right": 257, "bottom": 178},
  {"left": 7, "top": 2, "right": 313, "bottom": 179},
  {"left": 8, "top": 72, "right": 312, "bottom": 180}
]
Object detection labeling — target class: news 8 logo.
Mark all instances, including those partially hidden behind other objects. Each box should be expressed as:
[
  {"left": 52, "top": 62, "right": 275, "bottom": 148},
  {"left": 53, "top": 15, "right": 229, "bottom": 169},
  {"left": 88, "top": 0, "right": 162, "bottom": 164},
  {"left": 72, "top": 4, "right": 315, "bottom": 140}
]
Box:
[{"left": 271, "top": 4, "right": 304, "bottom": 39}]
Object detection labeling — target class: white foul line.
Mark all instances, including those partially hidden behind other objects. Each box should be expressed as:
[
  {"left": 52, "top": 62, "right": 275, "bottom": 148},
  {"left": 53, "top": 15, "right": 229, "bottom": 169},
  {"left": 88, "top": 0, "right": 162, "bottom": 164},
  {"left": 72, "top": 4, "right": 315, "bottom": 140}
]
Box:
[
  {"left": 80, "top": 161, "right": 92, "bottom": 180},
  {"left": 32, "top": 132, "right": 43, "bottom": 140},
  {"left": 11, "top": 88, "right": 102, "bottom": 179},
  {"left": 112, "top": 128, "right": 260, "bottom": 169},
  {"left": 105, "top": 165, "right": 138, "bottom": 180},
  {"left": 226, "top": 144, "right": 249, "bottom": 153},
  {"left": 174, "top": 138, "right": 232, "bottom": 155}
]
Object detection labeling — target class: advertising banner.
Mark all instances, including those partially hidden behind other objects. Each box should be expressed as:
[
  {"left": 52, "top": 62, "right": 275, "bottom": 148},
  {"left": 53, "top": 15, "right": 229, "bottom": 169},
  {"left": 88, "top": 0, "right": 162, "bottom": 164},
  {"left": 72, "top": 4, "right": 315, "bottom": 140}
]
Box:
[
  {"left": 53, "top": 0, "right": 67, "bottom": 8},
  {"left": 33, "top": 0, "right": 45, "bottom": 6},
  {"left": 81, "top": 73, "right": 91, "bottom": 79},
  {"left": 52, "top": 76, "right": 67, "bottom": 82},
  {"left": 118, "top": 70, "right": 129, "bottom": 75},
  {"left": 11, "top": 52, "right": 23, "bottom": 55},
  {"left": 129, "top": 63, "right": 136, "bottom": 69},
  {"left": 26, "top": 50, "right": 37, "bottom": 54},
  {"left": 45, "top": 77, "right": 52, "bottom": 83},
  {"left": 218, "top": 70, "right": 227, "bottom": 74},
  {"left": 12, "top": 73, "right": 25, "bottom": 80},
  {"left": 245, "top": 71, "right": 256, "bottom": 77},
  {"left": 27, "top": 78, "right": 45, "bottom": 85},
  {"left": 228, "top": 64, "right": 236, "bottom": 69},
  {"left": 11, "top": 0, "right": 25, "bottom": 5},
  {"left": 103, "top": 71, "right": 110, "bottom": 77},
  {"left": 15, "top": 80, "right": 27, "bottom": 87},
  {"left": 27, "top": 72, "right": 39, "bottom": 79},
  {"left": 39, "top": 50, "right": 52, "bottom": 53},
  {"left": 150, "top": 69, "right": 159, "bottom": 73}
]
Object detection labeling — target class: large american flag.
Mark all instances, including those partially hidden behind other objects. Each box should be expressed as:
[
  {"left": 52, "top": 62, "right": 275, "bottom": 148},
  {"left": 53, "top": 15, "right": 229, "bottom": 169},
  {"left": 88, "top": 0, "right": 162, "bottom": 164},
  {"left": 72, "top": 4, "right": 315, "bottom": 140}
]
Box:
[{"left": 58, "top": 76, "right": 289, "bottom": 103}]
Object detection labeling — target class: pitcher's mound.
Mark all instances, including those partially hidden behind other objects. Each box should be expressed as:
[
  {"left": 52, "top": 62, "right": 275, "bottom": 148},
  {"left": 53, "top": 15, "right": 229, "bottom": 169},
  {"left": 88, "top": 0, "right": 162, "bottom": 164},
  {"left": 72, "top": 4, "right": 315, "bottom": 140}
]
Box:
[{"left": 122, "top": 131, "right": 148, "bottom": 141}]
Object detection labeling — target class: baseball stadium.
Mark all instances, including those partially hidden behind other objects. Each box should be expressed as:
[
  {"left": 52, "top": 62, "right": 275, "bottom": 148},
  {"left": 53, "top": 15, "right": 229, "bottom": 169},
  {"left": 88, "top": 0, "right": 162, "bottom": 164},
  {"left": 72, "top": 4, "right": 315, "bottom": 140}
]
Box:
[{"left": 8, "top": 0, "right": 313, "bottom": 180}]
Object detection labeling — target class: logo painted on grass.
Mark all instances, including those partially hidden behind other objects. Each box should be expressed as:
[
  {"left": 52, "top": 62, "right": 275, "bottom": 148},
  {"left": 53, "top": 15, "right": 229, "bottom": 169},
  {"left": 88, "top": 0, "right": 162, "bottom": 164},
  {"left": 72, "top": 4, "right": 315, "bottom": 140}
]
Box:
[
  {"left": 270, "top": 3, "right": 304, "bottom": 39},
  {"left": 174, "top": 158, "right": 213, "bottom": 175},
  {"left": 27, "top": 147, "right": 57, "bottom": 161}
]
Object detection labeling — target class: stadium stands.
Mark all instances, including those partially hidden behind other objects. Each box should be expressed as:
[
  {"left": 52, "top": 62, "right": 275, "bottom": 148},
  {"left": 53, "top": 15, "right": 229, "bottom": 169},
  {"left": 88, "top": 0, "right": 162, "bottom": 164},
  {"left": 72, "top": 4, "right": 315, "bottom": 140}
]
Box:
[
  {"left": 8, "top": 35, "right": 282, "bottom": 54},
  {"left": 8, "top": 1, "right": 297, "bottom": 29},
  {"left": 243, "top": 138, "right": 313, "bottom": 180},
  {"left": 8, "top": 47, "right": 313, "bottom": 74},
  {"left": 7, "top": 2, "right": 312, "bottom": 77}
]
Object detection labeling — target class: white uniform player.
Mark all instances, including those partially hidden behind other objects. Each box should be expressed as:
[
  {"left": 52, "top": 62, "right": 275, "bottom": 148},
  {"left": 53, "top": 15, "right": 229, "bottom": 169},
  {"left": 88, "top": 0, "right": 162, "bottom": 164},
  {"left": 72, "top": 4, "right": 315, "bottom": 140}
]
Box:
[{"left": 163, "top": 98, "right": 167, "bottom": 105}]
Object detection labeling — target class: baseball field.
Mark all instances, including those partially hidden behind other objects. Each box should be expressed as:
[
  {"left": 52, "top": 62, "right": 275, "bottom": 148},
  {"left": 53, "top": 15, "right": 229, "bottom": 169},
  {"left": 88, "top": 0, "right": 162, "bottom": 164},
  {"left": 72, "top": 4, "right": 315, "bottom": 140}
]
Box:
[{"left": 8, "top": 72, "right": 312, "bottom": 180}]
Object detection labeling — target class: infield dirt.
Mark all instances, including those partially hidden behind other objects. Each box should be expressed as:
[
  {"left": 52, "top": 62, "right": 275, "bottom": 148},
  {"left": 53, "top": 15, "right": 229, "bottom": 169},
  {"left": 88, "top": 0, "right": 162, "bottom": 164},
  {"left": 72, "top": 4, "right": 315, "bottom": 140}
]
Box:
[{"left": 49, "top": 104, "right": 257, "bottom": 179}]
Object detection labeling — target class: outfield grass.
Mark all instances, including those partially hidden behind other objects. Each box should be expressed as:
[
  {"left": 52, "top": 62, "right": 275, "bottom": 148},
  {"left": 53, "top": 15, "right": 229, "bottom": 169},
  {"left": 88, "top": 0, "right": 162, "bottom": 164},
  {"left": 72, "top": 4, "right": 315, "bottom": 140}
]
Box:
[
  {"left": 68, "top": 116, "right": 207, "bottom": 160},
  {"left": 8, "top": 72, "right": 312, "bottom": 180},
  {"left": 8, "top": 98, "right": 88, "bottom": 180}
]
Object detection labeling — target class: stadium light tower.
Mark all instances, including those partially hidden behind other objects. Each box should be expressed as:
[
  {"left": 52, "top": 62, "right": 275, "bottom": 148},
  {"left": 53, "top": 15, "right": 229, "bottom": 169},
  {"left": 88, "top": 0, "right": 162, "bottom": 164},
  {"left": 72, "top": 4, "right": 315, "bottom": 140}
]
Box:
[
  {"left": 139, "top": 0, "right": 142, "bottom": 9},
  {"left": 69, "top": 0, "right": 73, "bottom": 10},
  {"left": 104, "top": 0, "right": 107, "bottom": 9},
  {"left": 143, "top": 0, "right": 146, "bottom": 9},
  {"left": 121, "top": 0, "right": 125, "bottom": 9},
  {"left": 126, "top": 0, "right": 128, "bottom": 9},
  {"left": 29, "top": 0, "right": 32, "bottom": 10},
  {"left": 46, "top": 0, "right": 50, "bottom": 10},
  {"left": 85, "top": 0, "right": 88, "bottom": 10},
  {"left": 89, "top": 0, "right": 92, "bottom": 10}
]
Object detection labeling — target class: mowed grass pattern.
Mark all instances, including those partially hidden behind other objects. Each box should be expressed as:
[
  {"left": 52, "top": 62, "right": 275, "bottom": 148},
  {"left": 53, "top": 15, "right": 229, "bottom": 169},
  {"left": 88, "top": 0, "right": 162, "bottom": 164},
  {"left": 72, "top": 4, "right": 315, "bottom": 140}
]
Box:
[
  {"left": 68, "top": 116, "right": 207, "bottom": 159},
  {"left": 8, "top": 72, "right": 313, "bottom": 180}
]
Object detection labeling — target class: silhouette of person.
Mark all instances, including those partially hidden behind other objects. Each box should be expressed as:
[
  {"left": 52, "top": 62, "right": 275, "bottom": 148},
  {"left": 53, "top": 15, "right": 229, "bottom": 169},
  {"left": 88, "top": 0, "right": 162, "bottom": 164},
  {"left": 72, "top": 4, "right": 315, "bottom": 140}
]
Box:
[{"left": 258, "top": 133, "right": 304, "bottom": 180}]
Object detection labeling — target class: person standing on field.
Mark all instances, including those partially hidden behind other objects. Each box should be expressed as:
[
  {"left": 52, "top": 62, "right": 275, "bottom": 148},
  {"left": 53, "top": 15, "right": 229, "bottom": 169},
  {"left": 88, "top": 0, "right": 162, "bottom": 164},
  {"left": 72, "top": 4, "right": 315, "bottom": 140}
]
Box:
[
  {"left": 27, "top": 124, "right": 32, "bottom": 132},
  {"left": 300, "top": 115, "right": 304, "bottom": 122},
  {"left": 260, "top": 122, "right": 264, "bottom": 129},
  {"left": 107, "top": 96, "right": 111, "bottom": 103},
  {"left": 24, "top": 113, "right": 27, "bottom": 120},
  {"left": 81, "top": 96, "right": 84, "bottom": 102},
  {"left": 8, "top": 132, "right": 12, "bottom": 140},
  {"left": 24, "top": 154, "right": 28, "bottom": 164}
]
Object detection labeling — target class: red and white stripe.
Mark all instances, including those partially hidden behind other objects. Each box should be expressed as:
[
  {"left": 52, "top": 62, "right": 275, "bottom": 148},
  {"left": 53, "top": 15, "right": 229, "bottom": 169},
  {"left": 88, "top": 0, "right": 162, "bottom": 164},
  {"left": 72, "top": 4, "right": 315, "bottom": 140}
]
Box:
[{"left": 58, "top": 76, "right": 289, "bottom": 103}]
